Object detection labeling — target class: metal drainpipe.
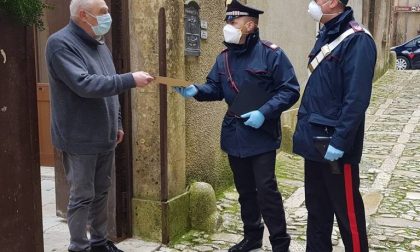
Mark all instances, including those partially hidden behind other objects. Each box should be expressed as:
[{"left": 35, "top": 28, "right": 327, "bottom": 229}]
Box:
[{"left": 158, "top": 7, "right": 170, "bottom": 245}]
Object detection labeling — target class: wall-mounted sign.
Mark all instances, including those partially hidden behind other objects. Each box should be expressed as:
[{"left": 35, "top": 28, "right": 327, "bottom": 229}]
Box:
[
  {"left": 394, "top": 6, "right": 420, "bottom": 12},
  {"left": 185, "top": 1, "right": 201, "bottom": 56},
  {"left": 201, "top": 21, "right": 208, "bottom": 30},
  {"left": 201, "top": 30, "right": 208, "bottom": 40}
]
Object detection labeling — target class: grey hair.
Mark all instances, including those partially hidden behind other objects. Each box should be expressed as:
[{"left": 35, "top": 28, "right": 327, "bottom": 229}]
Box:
[{"left": 70, "top": 0, "right": 95, "bottom": 17}]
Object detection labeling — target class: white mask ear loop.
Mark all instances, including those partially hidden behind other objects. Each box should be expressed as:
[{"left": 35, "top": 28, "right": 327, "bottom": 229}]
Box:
[{"left": 84, "top": 10, "right": 98, "bottom": 28}]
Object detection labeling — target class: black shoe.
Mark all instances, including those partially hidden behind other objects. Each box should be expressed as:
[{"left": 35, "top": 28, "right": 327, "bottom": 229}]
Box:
[
  {"left": 228, "top": 238, "right": 262, "bottom": 252},
  {"left": 91, "top": 240, "right": 124, "bottom": 252}
]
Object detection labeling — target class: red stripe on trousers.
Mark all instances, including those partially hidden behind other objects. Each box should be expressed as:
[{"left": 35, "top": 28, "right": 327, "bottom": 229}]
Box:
[{"left": 344, "top": 164, "right": 361, "bottom": 252}]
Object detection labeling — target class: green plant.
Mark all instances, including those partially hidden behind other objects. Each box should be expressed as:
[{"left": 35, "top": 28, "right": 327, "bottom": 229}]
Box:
[{"left": 0, "top": 0, "right": 51, "bottom": 30}]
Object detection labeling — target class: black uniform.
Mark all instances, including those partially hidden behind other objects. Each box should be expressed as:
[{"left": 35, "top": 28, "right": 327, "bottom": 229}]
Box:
[
  {"left": 293, "top": 7, "right": 377, "bottom": 252},
  {"left": 194, "top": 1, "right": 300, "bottom": 251}
]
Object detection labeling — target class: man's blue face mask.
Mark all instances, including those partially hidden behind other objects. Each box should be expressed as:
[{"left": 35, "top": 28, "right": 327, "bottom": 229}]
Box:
[{"left": 86, "top": 11, "right": 112, "bottom": 36}]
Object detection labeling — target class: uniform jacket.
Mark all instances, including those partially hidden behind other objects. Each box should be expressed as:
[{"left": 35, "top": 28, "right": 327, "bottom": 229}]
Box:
[
  {"left": 293, "top": 8, "right": 377, "bottom": 164},
  {"left": 195, "top": 31, "right": 300, "bottom": 158}
]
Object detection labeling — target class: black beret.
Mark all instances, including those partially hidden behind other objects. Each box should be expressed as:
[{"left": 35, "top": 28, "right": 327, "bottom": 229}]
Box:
[{"left": 225, "top": 0, "right": 264, "bottom": 21}]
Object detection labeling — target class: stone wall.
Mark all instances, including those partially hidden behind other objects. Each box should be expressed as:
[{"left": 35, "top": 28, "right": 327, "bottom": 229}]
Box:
[
  {"left": 129, "top": 0, "right": 189, "bottom": 241},
  {"left": 130, "top": 0, "right": 186, "bottom": 203},
  {"left": 128, "top": 0, "right": 234, "bottom": 197},
  {"left": 129, "top": 0, "right": 234, "bottom": 241},
  {"left": 184, "top": 0, "right": 233, "bottom": 193}
]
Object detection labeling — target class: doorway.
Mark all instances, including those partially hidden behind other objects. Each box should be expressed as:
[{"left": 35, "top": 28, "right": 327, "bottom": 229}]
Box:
[{"left": 34, "top": 0, "right": 133, "bottom": 246}]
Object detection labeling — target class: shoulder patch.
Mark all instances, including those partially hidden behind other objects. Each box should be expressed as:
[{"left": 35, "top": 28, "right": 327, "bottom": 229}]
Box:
[
  {"left": 349, "top": 20, "right": 363, "bottom": 32},
  {"left": 261, "top": 40, "right": 279, "bottom": 51}
]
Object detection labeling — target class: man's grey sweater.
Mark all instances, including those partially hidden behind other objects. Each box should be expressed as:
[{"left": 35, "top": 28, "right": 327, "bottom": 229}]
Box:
[{"left": 46, "top": 20, "right": 135, "bottom": 154}]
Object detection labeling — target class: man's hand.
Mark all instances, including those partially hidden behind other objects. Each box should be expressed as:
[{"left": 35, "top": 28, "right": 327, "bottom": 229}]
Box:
[
  {"left": 133, "top": 71, "right": 154, "bottom": 88},
  {"left": 116, "top": 130, "right": 124, "bottom": 144},
  {"left": 241, "top": 110, "right": 265, "bottom": 129},
  {"left": 174, "top": 85, "right": 198, "bottom": 98},
  {"left": 324, "top": 145, "right": 344, "bottom": 161}
]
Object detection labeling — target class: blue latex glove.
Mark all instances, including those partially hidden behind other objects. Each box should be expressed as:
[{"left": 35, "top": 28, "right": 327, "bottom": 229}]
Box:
[
  {"left": 174, "top": 85, "right": 198, "bottom": 98},
  {"left": 241, "top": 110, "right": 265, "bottom": 129},
  {"left": 324, "top": 145, "right": 344, "bottom": 161}
]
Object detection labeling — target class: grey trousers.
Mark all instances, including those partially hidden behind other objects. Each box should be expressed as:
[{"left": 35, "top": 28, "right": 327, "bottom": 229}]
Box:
[{"left": 63, "top": 150, "right": 114, "bottom": 251}]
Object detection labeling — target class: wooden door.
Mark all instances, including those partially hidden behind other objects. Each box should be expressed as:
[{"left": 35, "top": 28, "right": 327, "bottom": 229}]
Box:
[
  {"left": 34, "top": 0, "right": 69, "bottom": 168},
  {"left": 36, "top": 83, "right": 54, "bottom": 166}
]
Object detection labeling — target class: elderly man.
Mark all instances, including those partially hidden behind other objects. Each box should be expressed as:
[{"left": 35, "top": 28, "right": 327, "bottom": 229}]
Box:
[
  {"left": 45, "top": 0, "right": 154, "bottom": 251},
  {"left": 175, "top": 1, "right": 300, "bottom": 251},
  {"left": 293, "top": 0, "right": 377, "bottom": 251}
]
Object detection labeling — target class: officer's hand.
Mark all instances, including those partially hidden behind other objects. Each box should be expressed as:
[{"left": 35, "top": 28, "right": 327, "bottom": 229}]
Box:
[
  {"left": 133, "top": 71, "right": 155, "bottom": 88},
  {"left": 324, "top": 145, "right": 344, "bottom": 161},
  {"left": 174, "top": 85, "right": 198, "bottom": 98},
  {"left": 241, "top": 110, "right": 265, "bottom": 129}
]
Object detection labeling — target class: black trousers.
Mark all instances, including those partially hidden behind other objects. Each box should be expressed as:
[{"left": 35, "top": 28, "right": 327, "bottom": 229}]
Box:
[
  {"left": 305, "top": 160, "right": 368, "bottom": 252},
  {"left": 229, "top": 151, "right": 290, "bottom": 251}
]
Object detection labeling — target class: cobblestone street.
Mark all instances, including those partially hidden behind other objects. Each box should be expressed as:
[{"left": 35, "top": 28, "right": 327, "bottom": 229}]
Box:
[{"left": 158, "top": 70, "right": 420, "bottom": 252}]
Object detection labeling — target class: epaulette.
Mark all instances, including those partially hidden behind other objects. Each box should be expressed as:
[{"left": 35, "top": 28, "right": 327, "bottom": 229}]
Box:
[
  {"left": 349, "top": 20, "right": 363, "bottom": 32},
  {"left": 261, "top": 40, "right": 279, "bottom": 51}
]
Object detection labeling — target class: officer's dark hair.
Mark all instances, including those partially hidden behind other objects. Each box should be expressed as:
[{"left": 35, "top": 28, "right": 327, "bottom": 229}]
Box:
[
  {"left": 244, "top": 16, "right": 259, "bottom": 32},
  {"left": 247, "top": 16, "right": 259, "bottom": 25}
]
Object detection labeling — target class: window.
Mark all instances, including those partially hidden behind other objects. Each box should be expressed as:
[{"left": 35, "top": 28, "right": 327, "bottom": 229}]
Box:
[
  {"left": 406, "top": 39, "right": 416, "bottom": 47},
  {"left": 415, "top": 38, "right": 420, "bottom": 47}
]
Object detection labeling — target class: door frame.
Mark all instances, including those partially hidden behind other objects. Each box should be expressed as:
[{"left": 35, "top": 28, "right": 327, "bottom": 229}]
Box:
[{"left": 111, "top": 0, "right": 133, "bottom": 239}]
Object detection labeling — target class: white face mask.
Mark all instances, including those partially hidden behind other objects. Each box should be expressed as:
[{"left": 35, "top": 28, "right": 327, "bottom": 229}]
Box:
[
  {"left": 223, "top": 24, "right": 242, "bottom": 44},
  {"left": 86, "top": 11, "right": 112, "bottom": 36},
  {"left": 308, "top": 0, "right": 342, "bottom": 22},
  {"left": 308, "top": 0, "right": 326, "bottom": 22}
]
